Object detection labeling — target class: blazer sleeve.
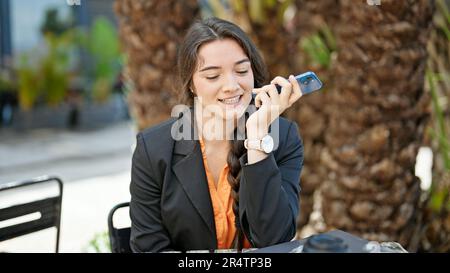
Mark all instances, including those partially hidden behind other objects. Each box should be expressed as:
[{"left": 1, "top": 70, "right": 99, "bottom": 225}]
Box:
[
  {"left": 129, "top": 133, "right": 173, "bottom": 252},
  {"left": 239, "top": 121, "right": 304, "bottom": 248}
]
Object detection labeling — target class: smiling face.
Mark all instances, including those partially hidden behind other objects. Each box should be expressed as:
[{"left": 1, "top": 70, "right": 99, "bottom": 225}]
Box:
[{"left": 191, "top": 38, "right": 254, "bottom": 121}]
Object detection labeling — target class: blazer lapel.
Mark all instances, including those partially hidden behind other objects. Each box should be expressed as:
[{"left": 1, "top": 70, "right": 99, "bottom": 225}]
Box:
[{"left": 171, "top": 111, "right": 216, "bottom": 239}]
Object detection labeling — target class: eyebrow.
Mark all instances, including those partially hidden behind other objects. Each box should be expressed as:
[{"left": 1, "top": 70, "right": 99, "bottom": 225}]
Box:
[{"left": 198, "top": 58, "right": 250, "bottom": 72}]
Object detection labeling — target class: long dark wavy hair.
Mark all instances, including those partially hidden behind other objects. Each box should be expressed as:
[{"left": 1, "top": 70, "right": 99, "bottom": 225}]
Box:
[{"left": 176, "top": 17, "right": 268, "bottom": 250}]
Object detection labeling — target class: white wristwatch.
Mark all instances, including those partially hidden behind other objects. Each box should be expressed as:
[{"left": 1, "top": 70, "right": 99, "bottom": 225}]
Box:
[{"left": 244, "top": 134, "right": 274, "bottom": 154}]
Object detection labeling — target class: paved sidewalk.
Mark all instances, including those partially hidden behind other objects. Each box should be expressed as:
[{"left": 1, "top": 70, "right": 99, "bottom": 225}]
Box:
[{"left": 0, "top": 122, "right": 137, "bottom": 182}]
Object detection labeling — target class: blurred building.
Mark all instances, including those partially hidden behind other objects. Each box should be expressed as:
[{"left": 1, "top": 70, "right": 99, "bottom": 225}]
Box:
[{"left": 0, "top": 0, "right": 12, "bottom": 67}]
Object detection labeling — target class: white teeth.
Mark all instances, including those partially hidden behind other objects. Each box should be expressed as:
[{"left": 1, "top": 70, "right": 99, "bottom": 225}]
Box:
[{"left": 220, "top": 95, "right": 240, "bottom": 104}]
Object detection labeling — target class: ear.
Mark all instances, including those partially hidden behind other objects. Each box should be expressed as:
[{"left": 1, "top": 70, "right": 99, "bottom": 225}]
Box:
[{"left": 189, "top": 82, "right": 198, "bottom": 94}]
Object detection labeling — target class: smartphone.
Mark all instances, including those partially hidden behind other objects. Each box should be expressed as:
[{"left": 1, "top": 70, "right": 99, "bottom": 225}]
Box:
[{"left": 275, "top": 71, "right": 322, "bottom": 95}]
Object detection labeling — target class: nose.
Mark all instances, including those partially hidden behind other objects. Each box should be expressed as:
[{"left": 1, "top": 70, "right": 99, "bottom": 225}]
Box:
[{"left": 222, "top": 73, "right": 240, "bottom": 93}]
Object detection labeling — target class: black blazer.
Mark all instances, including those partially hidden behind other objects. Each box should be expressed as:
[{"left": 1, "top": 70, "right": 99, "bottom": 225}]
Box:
[{"left": 129, "top": 114, "right": 304, "bottom": 252}]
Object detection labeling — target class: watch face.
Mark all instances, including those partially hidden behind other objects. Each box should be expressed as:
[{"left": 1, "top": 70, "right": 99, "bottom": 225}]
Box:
[{"left": 261, "top": 135, "right": 274, "bottom": 153}]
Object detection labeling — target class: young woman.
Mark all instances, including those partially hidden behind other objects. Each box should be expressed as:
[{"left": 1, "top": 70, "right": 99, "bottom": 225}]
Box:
[{"left": 129, "top": 17, "right": 304, "bottom": 252}]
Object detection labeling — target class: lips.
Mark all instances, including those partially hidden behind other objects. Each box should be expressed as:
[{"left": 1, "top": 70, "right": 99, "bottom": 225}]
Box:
[{"left": 218, "top": 95, "right": 242, "bottom": 105}]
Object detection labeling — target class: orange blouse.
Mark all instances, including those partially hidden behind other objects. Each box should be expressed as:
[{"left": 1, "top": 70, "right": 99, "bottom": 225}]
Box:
[{"left": 199, "top": 138, "right": 252, "bottom": 249}]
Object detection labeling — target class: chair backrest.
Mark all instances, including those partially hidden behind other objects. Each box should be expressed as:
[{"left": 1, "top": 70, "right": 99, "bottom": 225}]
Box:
[
  {"left": 108, "top": 202, "right": 131, "bottom": 253},
  {"left": 0, "top": 176, "right": 63, "bottom": 253}
]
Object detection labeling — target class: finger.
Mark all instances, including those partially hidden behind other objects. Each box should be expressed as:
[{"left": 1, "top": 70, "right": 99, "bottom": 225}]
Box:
[
  {"left": 289, "top": 74, "right": 302, "bottom": 96},
  {"left": 266, "top": 84, "right": 280, "bottom": 105},
  {"left": 258, "top": 91, "right": 271, "bottom": 107},
  {"left": 252, "top": 87, "right": 264, "bottom": 95},
  {"left": 252, "top": 83, "right": 275, "bottom": 95},
  {"left": 279, "top": 75, "right": 295, "bottom": 104},
  {"left": 270, "top": 76, "right": 290, "bottom": 86},
  {"left": 270, "top": 76, "right": 291, "bottom": 94},
  {"left": 271, "top": 75, "right": 292, "bottom": 96},
  {"left": 287, "top": 87, "right": 303, "bottom": 106},
  {"left": 254, "top": 91, "right": 269, "bottom": 108},
  {"left": 254, "top": 93, "right": 261, "bottom": 108}
]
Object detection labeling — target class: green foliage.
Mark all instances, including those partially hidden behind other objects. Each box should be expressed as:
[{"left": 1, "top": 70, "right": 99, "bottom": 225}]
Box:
[
  {"left": 13, "top": 5, "right": 85, "bottom": 110},
  {"left": 429, "top": 185, "right": 449, "bottom": 211},
  {"left": 40, "top": 33, "right": 73, "bottom": 106},
  {"left": 437, "top": 0, "right": 450, "bottom": 40},
  {"left": 84, "top": 231, "right": 111, "bottom": 253},
  {"left": 248, "top": 0, "right": 265, "bottom": 24},
  {"left": 16, "top": 29, "right": 78, "bottom": 110},
  {"left": 428, "top": 71, "right": 450, "bottom": 170},
  {"left": 16, "top": 55, "right": 41, "bottom": 110},
  {"left": 84, "top": 17, "right": 122, "bottom": 102},
  {"left": 300, "top": 25, "right": 336, "bottom": 69},
  {"left": 15, "top": 14, "right": 122, "bottom": 110},
  {"left": 426, "top": 0, "right": 450, "bottom": 213},
  {"left": 207, "top": 0, "right": 293, "bottom": 24},
  {"left": 427, "top": 71, "right": 450, "bottom": 213},
  {"left": 42, "top": 14, "right": 122, "bottom": 104},
  {"left": 229, "top": 0, "right": 244, "bottom": 13}
]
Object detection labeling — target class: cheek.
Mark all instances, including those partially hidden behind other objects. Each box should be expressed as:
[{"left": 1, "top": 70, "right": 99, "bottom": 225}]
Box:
[
  {"left": 242, "top": 74, "right": 254, "bottom": 90},
  {"left": 193, "top": 79, "right": 219, "bottom": 102}
]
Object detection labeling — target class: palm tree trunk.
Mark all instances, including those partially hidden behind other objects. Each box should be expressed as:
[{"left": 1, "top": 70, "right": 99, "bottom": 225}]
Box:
[
  {"left": 114, "top": 0, "right": 200, "bottom": 131},
  {"left": 321, "top": 0, "right": 435, "bottom": 250},
  {"left": 288, "top": 0, "right": 341, "bottom": 233}
]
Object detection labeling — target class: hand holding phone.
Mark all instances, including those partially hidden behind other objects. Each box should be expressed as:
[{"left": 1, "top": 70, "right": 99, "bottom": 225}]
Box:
[
  {"left": 247, "top": 72, "right": 321, "bottom": 134},
  {"left": 275, "top": 71, "right": 322, "bottom": 95},
  {"left": 250, "top": 71, "right": 322, "bottom": 112}
]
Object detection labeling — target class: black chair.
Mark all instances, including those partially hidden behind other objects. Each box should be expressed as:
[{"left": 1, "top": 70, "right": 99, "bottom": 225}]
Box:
[
  {"left": 108, "top": 202, "right": 131, "bottom": 253},
  {"left": 0, "top": 176, "right": 63, "bottom": 253}
]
